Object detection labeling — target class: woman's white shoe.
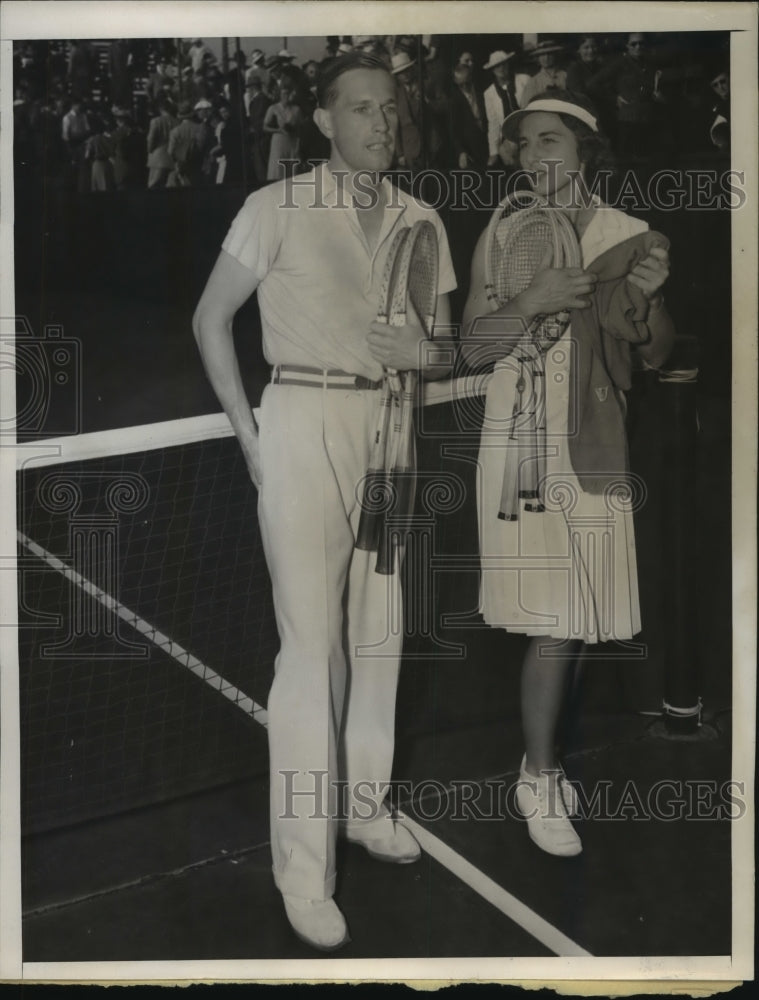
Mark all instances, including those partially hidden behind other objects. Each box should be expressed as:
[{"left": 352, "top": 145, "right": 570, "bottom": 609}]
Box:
[{"left": 515, "top": 755, "right": 583, "bottom": 857}]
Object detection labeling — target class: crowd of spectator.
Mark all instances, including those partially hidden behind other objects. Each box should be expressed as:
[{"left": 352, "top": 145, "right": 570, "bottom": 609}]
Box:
[{"left": 13, "top": 33, "right": 731, "bottom": 196}]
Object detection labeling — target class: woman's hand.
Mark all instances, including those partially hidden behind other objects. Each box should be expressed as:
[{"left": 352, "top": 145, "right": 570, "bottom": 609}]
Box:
[
  {"left": 626, "top": 246, "right": 669, "bottom": 302},
  {"left": 519, "top": 266, "right": 598, "bottom": 319}
]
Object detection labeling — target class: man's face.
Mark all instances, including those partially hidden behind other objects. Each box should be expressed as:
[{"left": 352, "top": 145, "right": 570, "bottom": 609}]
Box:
[
  {"left": 493, "top": 62, "right": 509, "bottom": 84},
  {"left": 578, "top": 38, "right": 597, "bottom": 63},
  {"left": 627, "top": 35, "right": 646, "bottom": 60},
  {"left": 711, "top": 73, "right": 729, "bottom": 100},
  {"left": 305, "top": 62, "right": 319, "bottom": 83},
  {"left": 316, "top": 68, "right": 398, "bottom": 173}
]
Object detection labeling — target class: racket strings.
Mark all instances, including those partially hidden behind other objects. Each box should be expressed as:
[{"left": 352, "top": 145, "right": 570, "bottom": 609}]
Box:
[
  {"left": 484, "top": 195, "right": 582, "bottom": 521},
  {"left": 357, "top": 220, "right": 439, "bottom": 574}
]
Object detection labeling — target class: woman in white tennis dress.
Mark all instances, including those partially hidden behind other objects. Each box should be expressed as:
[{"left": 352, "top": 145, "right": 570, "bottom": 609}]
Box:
[{"left": 462, "top": 92, "right": 675, "bottom": 857}]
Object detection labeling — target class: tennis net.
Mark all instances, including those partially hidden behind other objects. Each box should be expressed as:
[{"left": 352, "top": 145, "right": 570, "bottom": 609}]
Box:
[{"left": 16, "top": 413, "right": 277, "bottom": 834}]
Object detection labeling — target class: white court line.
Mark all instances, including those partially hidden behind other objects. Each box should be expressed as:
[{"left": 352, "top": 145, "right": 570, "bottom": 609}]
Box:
[
  {"left": 17, "top": 531, "right": 268, "bottom": 726},
  {"left": 397, "top": 813, "right": 591, "bottom": 957},
  {"left": 20, "top": 529, "right": 590, "bottom": 957}
]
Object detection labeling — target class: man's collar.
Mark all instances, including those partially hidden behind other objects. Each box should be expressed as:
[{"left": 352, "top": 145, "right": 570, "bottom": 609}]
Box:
[{"left": 318, "top": 162, "right": 405, "bottom": 214}]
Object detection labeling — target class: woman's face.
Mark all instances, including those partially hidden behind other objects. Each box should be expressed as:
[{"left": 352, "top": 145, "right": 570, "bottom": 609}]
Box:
[
  {"left": 578, "top": 38, "right": 597, "bottom": 63},
  {"left": 711, "top": 73, "right": 729, "bottom": 100},
  {"left": 518, "top": 111, "right": 583, "bottom": 202}
]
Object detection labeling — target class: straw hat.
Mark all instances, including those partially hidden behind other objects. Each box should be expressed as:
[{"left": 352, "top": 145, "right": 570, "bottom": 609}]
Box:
[
  {"left": 483, "top": 50, "right": 514, "bottom": 70},
  {"left": 391, "top": 50, "right": 416, "bottom": 74},
  {"left": 532, "top": 39, "right": 564, "bottom": 57}
]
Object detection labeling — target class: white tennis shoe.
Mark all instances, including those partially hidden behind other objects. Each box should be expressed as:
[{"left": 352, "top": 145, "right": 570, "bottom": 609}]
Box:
[
  {"left": 282, "top": 895, "right": 350, "bottom": 951},
  {"left": 345, "top": 821, "right": 422, "bottom": 863},
  {"left": 516, "top": 755, "right": 583, "bottom": 857}
]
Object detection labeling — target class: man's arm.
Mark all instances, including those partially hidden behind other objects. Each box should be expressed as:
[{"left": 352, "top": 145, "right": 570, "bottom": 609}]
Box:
[
  {"left": 192, "top": 249, "right": 263, "bottom": 485},
  {"left": 366, "top": 292, "right": 454, "bottom": 381}
]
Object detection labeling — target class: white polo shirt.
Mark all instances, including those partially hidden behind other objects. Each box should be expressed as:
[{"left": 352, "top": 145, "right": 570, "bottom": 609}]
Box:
[{"left": 221, "top": 163, "right": 457, "bottom": 381}]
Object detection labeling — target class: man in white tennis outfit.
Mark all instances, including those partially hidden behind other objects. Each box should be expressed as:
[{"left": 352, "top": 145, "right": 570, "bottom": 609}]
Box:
[{"left": 193, "top": 52, "right": 456, "bottom": 951}]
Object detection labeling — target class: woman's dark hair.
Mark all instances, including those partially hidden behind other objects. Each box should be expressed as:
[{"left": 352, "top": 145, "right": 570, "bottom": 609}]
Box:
[
  {"left": 317, "top": 51, "right": 390, "bottom": 108},
  {"left": 513, "top": 90, "right": 616, "bottom": 186},
  {"left": 557, "top": 112, "right": 616, "bottom": 186}
]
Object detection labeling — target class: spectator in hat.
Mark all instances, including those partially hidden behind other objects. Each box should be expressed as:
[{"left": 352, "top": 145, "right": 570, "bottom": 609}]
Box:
[
  {"left": 520, "top": 39, "right": 567, "bottom": 108},
  {"left": 147, "top": 56, "right": 175, "bottom": 105},
  {"left": 109, "top": 39, "right": 133, "bottom": 107},
  {"left": 244, "top": 75, "right": 272, "bottom": 186},
  {"left": 61, "top": 96, "right": 91, "bottom": 192},
  {"left": 110, "top": 106, "right": 146, "bottom": 189},
  {"left": 188, "top": 39, "right": 211, "bottom": 74},
  {"left": 167, "top": 99, "right": 213, "bottom": 187},
  {"left": 707, "top": 66, "right": 729, "bottom": 152},
  {"left": 586, "top": 33, "right": 664, "bottom": 159},
  {"left": 246, "top": 48, "right": 266, "bottom": 82},
  {"left": 67, "top": 40, "right": 95, "bottom": 101},
  {"left": 449, "top": 56, "right": 488, "bottom": 170},
  {"left": 483, "top": 50, "right": 519, "bottom": 167},
  {"left": 391, "top": 49, "right": 423, "bottom": 171},
  {"left": 566, "top": 35, "right": 603, "bottom": 97},
  {"left": 302, "top": 60, "right": 320, "bottom": 102},
  {"left": 323, "top": 36, "right": 340, "bottom": 60},
  {"left": 84, "top": 113, "right": 115, "bottom": 192},
  {"left": 226, "top": 49, "right": 248, "bottom": 108},
  {"left": 211, "top": 99, "right": 246, "bottom": 185},
  {"left": 146, "top": 97, "right": 178, "bottom": 188}
]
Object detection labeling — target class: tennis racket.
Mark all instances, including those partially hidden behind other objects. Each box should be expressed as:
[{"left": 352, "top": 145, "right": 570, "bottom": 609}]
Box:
[
  {"left": 376, "top": 219, "right": 439, "bottom": 574},
  {"left": 356, "top": 220, "right": 439, "bottom": 574},
  {"left": 355, "top": 226, "right": 410, "bottom": 557},
  {"left": 484, "top": 191, "right": 581, "bottom": 520}
]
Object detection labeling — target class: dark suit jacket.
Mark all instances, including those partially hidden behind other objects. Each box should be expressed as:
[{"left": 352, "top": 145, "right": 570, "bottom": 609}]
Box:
[{"left": 448, "top": 84, "right": 488, "bottom": 169}]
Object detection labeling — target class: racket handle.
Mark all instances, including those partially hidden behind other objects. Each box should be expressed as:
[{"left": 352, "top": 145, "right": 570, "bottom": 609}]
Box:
[
  {"left": 375, "top": 517, "right": 396, "bottom": 575},
  {"left": 498, "top": 449, "right": 519, "bottom": 521},
  {"left": 356, "top": 385, "right": 392, "bottom": 552},
  {"left": 386, "top": 367, "right": 402, "bottom": 396},
  {"left": 356, "top": 472, "right": 385, "bottom": 552}
]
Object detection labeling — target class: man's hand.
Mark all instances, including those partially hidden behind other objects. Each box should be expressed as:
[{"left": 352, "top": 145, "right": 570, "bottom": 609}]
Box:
[
  {"left": 241, "top": 435, "right": 262, "bottom": 489},
  {"left": 626, "top": 246, "right": 669, "bottom": 302},
  {"left": 368, "top": 314, "right": 427, "bottom": 371}
]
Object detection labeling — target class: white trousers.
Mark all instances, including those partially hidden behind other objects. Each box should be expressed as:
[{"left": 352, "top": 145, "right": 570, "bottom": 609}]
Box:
[{"left": 257, "top": 383, "right": 404, "bottom": 900}]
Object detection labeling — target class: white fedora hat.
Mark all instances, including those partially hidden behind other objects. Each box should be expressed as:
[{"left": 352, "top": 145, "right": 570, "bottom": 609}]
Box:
[
  {"left": 391, "top": 50, "right": 416, "bottom": 74},
  {"left": 483, "top": 50, "right": 515, "bottom": 70}
]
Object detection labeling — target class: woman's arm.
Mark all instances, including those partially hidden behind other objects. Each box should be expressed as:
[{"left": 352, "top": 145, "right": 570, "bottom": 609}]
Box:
[
  {"left": 460, "top": 228, "right": 597, "bottom": 369},
  {"left": 626, "top": 245, "right": 675, "bottom": 368},
  {"left": 263, "top": 105, "right": 280, "bottom": 134}
]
